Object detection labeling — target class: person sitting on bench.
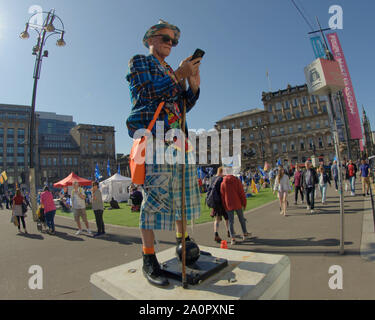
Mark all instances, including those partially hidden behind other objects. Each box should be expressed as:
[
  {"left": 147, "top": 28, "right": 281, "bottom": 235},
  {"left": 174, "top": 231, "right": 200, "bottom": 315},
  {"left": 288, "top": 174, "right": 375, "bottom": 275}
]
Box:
[{"left": 110, "top": 197, "right": 120, "bottom": 209}]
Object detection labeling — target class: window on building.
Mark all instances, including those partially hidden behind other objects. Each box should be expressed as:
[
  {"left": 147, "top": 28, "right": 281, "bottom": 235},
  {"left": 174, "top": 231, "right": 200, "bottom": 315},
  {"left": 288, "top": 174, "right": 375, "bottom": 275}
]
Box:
[
  {"left": 268, "top": 104, "right": 273, "bottom": 112},
  {"left": 289, "top": 126, "right": 293, "bottom": 134},
  {"left": 74, "top": 157, "right": 78, "bottom": 165},
  {"left": 325, "top": 120, "right": 329, "bottom": 127},
  {"left": 48, "top": 158, "right": 52, "bottom": 166},
  {"left": 250, "top": 134, "right": 254, "bottom": 140},
  {"left": 64, "top": 158, "right": 67, "bottom": 165},
  {"left": 322, "top": 105, "right": 327, "bottom": 113},
  {"left": 303, "top": 107, "right": 310, "bottom": 117},
  {"left": 298, "top": 124, "right": 302, "bottom": 132},
  {"left": 17, "top": 147, "right": 24, "bottom": 155},
  {"left": 0, "top": 146, "right": 3, "bottom": 153},
  {"left": 269, "top": 115, "right": 275, "bottom": 123},
  {"left": 7, "top": 156, "right": 14, "bottom": 163},
  {"left": 302, "top": 96, "right": 308, "bottom": 105},
  {"left": 284, "top": 101, "right": 290, "bottom": 109},
  {"left": 240, "top": 121, "right": 243, "bottom": 128},
  {"left": 310, "top": 95, "right": 316, "bottom": 103},
  {"left": 241, "top": 136, "right": 245, "bottom": 142},
  {"left": 327, "top": 135, "right": 332, "bottom": 146},
  {"left": 6, "top": 147, "right": 14, "bottom": 154},
  {"left": 257, "top": 117, "right": 262, "bottom": 125},
  {"left": 42, "top": 158, "right": 46, "bottom": 166},
  {"left": 290, "top": 141, "right": 295, "bottom": 151},
  {"left": 0, "top": 128, "right": 3, "bottom": 136},
  {"left": 69, "top": 158, "right": 72, "bottom": 165},
  {"left": 271, "top": 129, "right": 276, "bottom": 136},
  {"left": 282, "top": 143, "right": 287, "bottom": 153},
  {"left": 280, "top": 127, "right": 285, "bottom": 135},
  {"left": 300, "top": 140, "right": 305, "bottom": 150},
  {"left": 248, "top": 119, "right": 253, "bottom": 127},
  {"left": 222, "top": 124, "right": 226, "bottom": 129},
  {"left": 231, "top": 124, "right": 235, "bottom": 129},
  {"left": 320, "top": 96, "right": 328, "bottom": 101},
  {"left": 318, "top": 137, "right": 323, "bottom": 148},
  {"left": 17, "top": 156, "right": 24, "bottom": 164},
  {"left": 313, "top": 106, "right": 319, "bottom": 115},
  {"left": 293, "top": 98, "right": 299, "bottom": 107},
  {"left": 276, "top": 102, "right": 282, "bottom": 111},
  {"left": 316, "top": 121, "right": 320, "bottom": 129},
  {"left": 17, "top": 129, "right": 25, "bottom": 137},
  {"left": 53, "top": 158, "right": 57, "bottom": 166},
  {"left": 273, "top": 143, "right": 278, "bottom": 154},
  {"left": 278, "top": 113, "right": 283, "bottom": 121},
  {"left": 286, "top": 112, "right": 292, "bottom": 120},
  {"left": 309, "top": 138, "right": 314, "bottom": 149}
]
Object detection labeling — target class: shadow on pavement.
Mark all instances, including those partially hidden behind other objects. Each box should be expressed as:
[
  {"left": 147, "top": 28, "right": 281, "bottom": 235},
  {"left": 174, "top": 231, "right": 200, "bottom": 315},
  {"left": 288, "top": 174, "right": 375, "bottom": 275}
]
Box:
[
  {"left": 53, "top": 231, "right": 85, "bottom": 242},
  {"left": 16, "top": 233, "right": 44, "bottom": 240}
]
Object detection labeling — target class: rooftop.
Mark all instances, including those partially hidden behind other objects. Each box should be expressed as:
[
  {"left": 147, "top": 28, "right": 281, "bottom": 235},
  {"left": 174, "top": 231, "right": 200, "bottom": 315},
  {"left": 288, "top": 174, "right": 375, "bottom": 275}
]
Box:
[{"left": 217, "top": 108, "right": 265, "bottom": 122}]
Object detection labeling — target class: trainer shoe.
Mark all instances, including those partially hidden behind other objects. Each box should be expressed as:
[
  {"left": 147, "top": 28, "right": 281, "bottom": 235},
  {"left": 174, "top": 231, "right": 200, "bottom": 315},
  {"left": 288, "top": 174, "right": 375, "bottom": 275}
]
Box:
[
  {"left": 310, "top": 209, "right": 315, "bottom": 214},
  {"left": 75, "top": 229, "right": 82, "bottom": 235},
  {"left": 86, "top": 229, "right": 93, "bottom": 235}
]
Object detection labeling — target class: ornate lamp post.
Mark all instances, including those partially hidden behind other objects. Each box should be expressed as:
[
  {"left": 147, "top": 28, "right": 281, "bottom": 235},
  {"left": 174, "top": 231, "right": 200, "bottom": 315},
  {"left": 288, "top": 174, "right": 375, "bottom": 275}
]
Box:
[{"left": 20, "top": 9, "right": 66, "bottom": 220}]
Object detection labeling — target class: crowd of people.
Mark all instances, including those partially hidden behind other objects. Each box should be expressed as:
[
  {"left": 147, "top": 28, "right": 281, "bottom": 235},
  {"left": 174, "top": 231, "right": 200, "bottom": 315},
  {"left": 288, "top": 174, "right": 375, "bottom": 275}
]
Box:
[{"left": 203, "top": 158, "right": 373, "bottom": 243}]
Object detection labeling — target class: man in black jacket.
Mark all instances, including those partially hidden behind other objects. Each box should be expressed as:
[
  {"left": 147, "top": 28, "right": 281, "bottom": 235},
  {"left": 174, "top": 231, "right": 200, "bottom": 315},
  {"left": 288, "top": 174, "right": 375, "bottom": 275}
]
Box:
[{"left": 302, "top": 161, "right": 319, "bottom": 214}]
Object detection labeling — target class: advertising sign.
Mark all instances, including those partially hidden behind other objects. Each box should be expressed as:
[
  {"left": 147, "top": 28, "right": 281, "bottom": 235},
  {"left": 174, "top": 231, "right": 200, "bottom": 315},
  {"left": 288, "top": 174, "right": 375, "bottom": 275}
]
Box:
[{"left": 327, "top": 32, "right": 362, "bottom": 140}]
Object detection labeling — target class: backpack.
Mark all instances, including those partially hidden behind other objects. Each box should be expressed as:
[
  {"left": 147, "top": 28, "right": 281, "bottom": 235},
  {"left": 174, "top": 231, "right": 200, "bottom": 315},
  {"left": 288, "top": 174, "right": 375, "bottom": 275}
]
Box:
[{"left": 206, "top": 176, "right": 223, "bottom": 208}]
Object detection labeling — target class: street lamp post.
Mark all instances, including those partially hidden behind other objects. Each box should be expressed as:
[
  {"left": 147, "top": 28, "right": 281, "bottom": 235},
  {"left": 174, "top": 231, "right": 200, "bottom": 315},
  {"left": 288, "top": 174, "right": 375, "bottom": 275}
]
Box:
[
  {"left": 253, "top": 125, "right": 267, "bottom": 165},
  {"left": 20, "top": 9, "right": 66, "bottom": 220}
]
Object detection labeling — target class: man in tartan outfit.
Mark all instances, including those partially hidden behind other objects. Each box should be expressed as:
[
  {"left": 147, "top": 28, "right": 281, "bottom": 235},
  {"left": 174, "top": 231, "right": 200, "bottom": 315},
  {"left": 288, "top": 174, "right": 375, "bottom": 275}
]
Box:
[{"left": 126, "top": 20, "right": 202, "bottom": 287}]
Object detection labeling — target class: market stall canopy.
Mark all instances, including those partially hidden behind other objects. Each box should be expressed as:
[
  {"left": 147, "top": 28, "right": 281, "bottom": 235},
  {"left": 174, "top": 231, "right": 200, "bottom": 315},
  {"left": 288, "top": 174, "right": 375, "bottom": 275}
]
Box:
[
  {"left": 53, "top": 172, "right": 92, "bottom": 188},
  {"left": 99, "top": 173, "right": 132, "bottom": 202}
]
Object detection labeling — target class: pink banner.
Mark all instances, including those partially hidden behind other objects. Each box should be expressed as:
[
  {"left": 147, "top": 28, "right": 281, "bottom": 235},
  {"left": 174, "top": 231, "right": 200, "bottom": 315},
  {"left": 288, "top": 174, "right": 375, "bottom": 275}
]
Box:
[{"left": 327, "top": 33, "right": 362, "bottom": 140}]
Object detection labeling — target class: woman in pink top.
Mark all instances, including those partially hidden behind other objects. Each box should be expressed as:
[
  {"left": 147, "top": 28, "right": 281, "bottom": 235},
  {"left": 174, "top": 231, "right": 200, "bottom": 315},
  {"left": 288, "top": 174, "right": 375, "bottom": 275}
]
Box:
[{"left": 40, "top": 186, "right": 57, "bottom": 235}]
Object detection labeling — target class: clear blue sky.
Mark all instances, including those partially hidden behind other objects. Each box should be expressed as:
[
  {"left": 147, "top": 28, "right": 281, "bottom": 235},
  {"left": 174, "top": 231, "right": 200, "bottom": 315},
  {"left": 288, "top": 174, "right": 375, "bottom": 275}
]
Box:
[{"left": 0, "top": 0, "right": 373, "bottom": 155}]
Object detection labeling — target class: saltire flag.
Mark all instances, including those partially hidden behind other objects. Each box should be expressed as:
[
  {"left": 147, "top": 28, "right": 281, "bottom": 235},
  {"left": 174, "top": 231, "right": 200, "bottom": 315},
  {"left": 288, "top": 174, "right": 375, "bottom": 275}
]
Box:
[
  {"left": 251, "top": 179, "right": 258, "bottom": 194},
  {"left": 277, "top": 158, "right": 282, "bottom": 166},
  {"left": 95, "top": 163, "right": 102, "bottom": 181},
  {"left": 258, "top": 166, "right": 266, "bottom": 178},
  {"left": 107, "top": 159, "right": 111, "bottom": 177},
  {"left": 117, "top": 164, "right": 121, "bottom": 174}
]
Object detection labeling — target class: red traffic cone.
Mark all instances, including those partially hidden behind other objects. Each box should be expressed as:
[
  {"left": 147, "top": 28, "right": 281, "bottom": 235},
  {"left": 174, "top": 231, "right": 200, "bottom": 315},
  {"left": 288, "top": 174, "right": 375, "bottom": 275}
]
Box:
[{"left": 220, "top": 240, "right": 228, "bottom": 249}]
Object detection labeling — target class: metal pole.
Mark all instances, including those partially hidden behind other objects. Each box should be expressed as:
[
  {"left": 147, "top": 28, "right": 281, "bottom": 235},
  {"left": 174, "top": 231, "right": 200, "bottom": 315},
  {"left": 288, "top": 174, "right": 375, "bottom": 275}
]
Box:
[
  {"left": 327, "top": 93, "right": 345, "bottom": 255},
  {"left": 181, "top": 99, "right": 187, "bottom": 289}
]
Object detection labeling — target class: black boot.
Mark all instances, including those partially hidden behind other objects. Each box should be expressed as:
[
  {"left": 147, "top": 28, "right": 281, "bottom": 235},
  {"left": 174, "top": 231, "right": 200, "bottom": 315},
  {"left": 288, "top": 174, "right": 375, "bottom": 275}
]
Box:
[
  {"left": 176, "top": 235, "right": 191, "bottom": 246},
  {"left": 142, "top": 253, "right": 169, "bottom": 287}
]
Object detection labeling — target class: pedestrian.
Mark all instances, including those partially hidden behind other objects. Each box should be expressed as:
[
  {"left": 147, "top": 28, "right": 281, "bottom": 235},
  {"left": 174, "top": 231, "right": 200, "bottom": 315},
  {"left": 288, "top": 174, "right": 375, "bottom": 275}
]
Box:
[
  {"left": 317, "top": 165, "right": 331, "bottom": 204},
  {"left": 331, "top": 160, "right": 339, "bottom": 191},
  {"left": 208, "top": 167, "right": 230, "bottom": 243},
  {"left": 92, "top": 181, "right": 105, "bottom": 237},
  {"left": 12, "top": 189, "right": 27, "bottom": 234},
  {"left": 71, "top": 181, "right": 92, "bottom": 235},
  {"left": 360, "top": 159, "right": 371, "bottom": 196},
  {"left": 220, "top": 171, "right": 250, "bottom": 245},
  {"left": 273, "top": 167, "right": 291, "bottom": 216},
  {"left": 40, "top": 186, "right": 57, "bottom": 235},
  {"left": 347, "top": 160, "right": 356, "bottom": 196},
  {"left": 302, "top": 161, "right": 319, "bottom": 214},
  {"left": 126, "top": 20, "right": 202, "bottom": 287},
  {"left": 293, "top": 165, "right": 304, "bottom": 205}
]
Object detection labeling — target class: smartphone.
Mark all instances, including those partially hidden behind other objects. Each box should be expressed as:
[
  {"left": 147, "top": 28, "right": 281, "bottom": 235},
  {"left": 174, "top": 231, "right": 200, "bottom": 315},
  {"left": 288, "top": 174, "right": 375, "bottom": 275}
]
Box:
[{"left": 190, "top": 48, "right": 205, "bottom": 62}]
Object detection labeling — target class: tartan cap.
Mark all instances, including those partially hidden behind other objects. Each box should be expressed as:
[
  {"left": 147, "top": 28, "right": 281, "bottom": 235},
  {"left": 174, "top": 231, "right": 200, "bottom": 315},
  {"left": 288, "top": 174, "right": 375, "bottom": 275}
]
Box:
[{"left": 143, "top": 19, "right": 180, "bottom": 48}]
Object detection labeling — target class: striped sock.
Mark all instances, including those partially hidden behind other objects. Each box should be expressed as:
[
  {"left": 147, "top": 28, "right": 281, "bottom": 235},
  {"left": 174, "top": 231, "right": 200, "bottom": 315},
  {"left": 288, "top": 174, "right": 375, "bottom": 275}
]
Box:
[{"left": 143, "top": 246, "right": 155, "bottom": 255}]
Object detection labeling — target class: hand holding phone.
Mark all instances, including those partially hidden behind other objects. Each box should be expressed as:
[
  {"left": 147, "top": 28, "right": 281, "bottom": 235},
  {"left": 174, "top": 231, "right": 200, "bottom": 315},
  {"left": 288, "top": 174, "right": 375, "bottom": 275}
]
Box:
[{"left": 190, "top": 49, "right": 205, "bottom": 63}]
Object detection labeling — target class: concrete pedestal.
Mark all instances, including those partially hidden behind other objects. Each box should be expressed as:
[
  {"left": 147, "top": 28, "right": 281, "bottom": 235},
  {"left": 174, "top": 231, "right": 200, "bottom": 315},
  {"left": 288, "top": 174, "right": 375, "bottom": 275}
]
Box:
[{"left": 90, "top": 246, "right": 290, "bottom": 300}]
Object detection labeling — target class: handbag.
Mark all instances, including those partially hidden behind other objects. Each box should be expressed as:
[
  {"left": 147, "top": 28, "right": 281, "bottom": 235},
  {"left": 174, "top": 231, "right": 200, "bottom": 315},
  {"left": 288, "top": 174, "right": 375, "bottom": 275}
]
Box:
[{"left": 129, "top": 102, "right": 165, "bottom": 185}]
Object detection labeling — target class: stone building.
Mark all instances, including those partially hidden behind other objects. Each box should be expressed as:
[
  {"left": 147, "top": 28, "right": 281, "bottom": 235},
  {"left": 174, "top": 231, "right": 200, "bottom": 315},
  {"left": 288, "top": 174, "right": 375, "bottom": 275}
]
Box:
[
  {"left": 214, "top": 84, "right": 342, "bottom": 170},
  {"left": 70, "top": 124, "right": 116, "bottom": 180}
]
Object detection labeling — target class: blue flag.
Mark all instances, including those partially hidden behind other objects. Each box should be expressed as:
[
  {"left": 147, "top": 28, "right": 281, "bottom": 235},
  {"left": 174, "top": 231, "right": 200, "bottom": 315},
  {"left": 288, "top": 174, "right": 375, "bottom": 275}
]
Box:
[
  {"left": 107, "top": 159, "right": 111, "bottom": 177},
  {"left": 277, "top": 158, "right": 282, "bottom": 166},
  {"left": 118, "top": 164, "right": 121, "bottom": 174},
  {"left": 258, "top": 166, "right": 266, "bottom": 178},
  {"left": 95, "top": 163, "right": 102, "bottom": 181}
]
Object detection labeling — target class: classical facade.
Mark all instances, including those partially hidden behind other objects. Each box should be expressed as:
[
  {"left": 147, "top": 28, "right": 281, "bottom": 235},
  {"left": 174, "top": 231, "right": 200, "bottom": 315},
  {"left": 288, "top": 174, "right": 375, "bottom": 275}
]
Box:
[
  {"left": 70, "top": 124, "right": 116, "bottom": 180},
  {"left": 214, "top": 84, "right": 341, "bottom": 170}
]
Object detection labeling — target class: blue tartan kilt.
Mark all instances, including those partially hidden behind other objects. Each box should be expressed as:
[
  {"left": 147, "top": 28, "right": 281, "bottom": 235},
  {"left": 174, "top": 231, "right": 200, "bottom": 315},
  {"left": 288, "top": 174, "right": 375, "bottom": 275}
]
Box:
[{"left": 140, "top": 148, "right": 201, "bottom": 231}]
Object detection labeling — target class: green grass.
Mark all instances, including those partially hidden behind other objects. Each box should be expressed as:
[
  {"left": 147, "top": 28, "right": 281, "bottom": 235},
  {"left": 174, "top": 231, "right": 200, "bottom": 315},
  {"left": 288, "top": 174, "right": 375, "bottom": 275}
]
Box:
[{"left": 56, "top": 187, "right": 278, "bottom": 228}]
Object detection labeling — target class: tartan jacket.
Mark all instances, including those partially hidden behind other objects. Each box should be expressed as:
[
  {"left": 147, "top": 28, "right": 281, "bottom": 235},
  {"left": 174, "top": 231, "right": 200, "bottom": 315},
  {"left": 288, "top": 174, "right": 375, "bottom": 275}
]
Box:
[{"left": 126, "top": 54, "right": 200, "bottom": 138}]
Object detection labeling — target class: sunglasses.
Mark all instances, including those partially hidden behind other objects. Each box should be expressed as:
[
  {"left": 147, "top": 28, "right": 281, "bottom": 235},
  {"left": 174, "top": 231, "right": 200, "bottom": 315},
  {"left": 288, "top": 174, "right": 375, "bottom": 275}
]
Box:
[{"left": 151, "top": 34, "right": 178, "bottom": 47}]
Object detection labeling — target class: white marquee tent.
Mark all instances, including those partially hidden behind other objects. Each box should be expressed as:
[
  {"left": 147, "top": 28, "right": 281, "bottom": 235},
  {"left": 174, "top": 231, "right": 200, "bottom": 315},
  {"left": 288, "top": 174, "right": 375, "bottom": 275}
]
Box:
[{"left": 99, "top": 173, "right": 132, "bottom": 202}]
